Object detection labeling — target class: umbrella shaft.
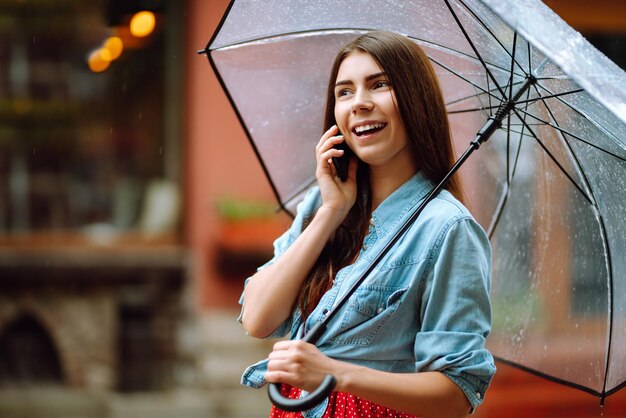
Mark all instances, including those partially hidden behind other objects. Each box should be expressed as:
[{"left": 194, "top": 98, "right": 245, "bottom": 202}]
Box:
[{"left": 476, "top": 75, "right": 536, "bottom": 146}]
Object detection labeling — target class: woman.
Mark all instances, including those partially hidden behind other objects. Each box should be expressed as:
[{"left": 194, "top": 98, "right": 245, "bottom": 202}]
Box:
[{"left": 239, "top": 31, "right": 495, "bottom": 418}]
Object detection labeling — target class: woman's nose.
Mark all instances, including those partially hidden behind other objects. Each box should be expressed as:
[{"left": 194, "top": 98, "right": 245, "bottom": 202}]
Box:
[{"left": 351, "top": 91, "right": 374, "bottom": 113}]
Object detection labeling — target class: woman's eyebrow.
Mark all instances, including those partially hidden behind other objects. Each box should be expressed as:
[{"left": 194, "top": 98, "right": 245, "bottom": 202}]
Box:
[{"left": 334, "top": 72, "right": 388, "bottom": 88}]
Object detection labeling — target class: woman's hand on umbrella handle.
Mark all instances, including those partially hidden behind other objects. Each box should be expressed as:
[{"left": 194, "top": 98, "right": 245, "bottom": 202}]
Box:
[
  {"left": 315, "top": 125, "right": 357, "bottom": 221},
  {"left": 268, "top": 375, "right": 337, "bottom": 412},
  {"left": 266, "top": 338, "right": 339, "bottom": 412}
]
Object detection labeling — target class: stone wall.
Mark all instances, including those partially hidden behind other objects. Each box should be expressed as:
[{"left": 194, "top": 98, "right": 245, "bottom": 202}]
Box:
[{"left": 0, "top": 284, "right": 117, "bottom": 389}]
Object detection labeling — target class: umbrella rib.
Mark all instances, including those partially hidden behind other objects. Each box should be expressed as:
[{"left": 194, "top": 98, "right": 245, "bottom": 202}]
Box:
[
  {"left": 505, "top": 99, "right": 512, "bottom": 184},
  {"left": 514, "top": 89, "right": 584, "bottom": 105},
  {"left": 443, "top": 0, "right": 507, "bottom": 99},
  {"left": 428, "top": 57, "right": 502, "bottom": 102},
  {"left": 526, "top": 37, "right": 534, "bottom": 74},
  {"left": 504, "top": 127, "right": 549, "bottom": 138},
  {"left": 529, "top": 84, "right": 616, "bottom": 402},
  {"left": 510, "top": 88, "right": 534, "bottom": 183},
  {"left": 405, "top": 34, "right": 526, "bottom": 77},
  {"left": 487, "top": 88, "right": 532, "bottom": 238},
  {"left": 457, "top": 0, "right": 529, "bottom": 77},
  {"left": 447, "top": 105, "right": 500, "bottom": 115},
  {"left": 486, "top": 184, "right": 509, "bottom": 239},
  {"left": 446, "top": 81, "right": 522, "bottom": 113},
  {"left": 511, "top": 108, "right": 594, "bottom": 205},
  {"left": 533, "top": 82, "right": 626, "bottom": 150},
  {"left": 446, "top": 80, "right": 527, "bottom": 113},
  {"left": 514, "top": 108, "right": 626, "bottom": 162},
  {"left": 508, "top": 32, "right": 518, "bottom": 101},
  {"left": 506, "top": 122, "right": 555, "bottom": 127},
  {"left": 486, "top": 67, "right": 494, "bottom": 114},
  {"left": 422, "top": 46, "right": 522, "bottom": 81}
]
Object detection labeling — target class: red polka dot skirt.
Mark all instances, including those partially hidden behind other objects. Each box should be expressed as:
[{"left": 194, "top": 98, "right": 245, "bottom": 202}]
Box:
[{"left": 269, "top": 384, "right": 419, "bottom": 418}]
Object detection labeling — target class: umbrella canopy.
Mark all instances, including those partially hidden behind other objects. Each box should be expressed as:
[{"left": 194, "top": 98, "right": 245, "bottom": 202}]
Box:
[{"left": 204, "top": 0, "right": 626, "bottom": 400}]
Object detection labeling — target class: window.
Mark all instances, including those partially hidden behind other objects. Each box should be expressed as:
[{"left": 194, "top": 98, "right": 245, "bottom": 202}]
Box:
[{"left": 0, "top": 0, "right": 182, "bottom": 244}]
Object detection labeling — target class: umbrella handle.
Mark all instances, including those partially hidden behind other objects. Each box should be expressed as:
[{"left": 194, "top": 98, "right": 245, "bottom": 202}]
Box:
[
  {"left": 267, "top": 321, "right": 336, "bottom": 412},
  {"left": 268, "top": 375, "right": 337, "bottom": 412}
]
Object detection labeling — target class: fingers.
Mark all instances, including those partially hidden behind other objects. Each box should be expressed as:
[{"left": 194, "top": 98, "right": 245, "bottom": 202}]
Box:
[
  {"left": 316, "top": 128, "right": 347, "bottom": 178},
  {"left": 266, "top": 341, "right": 300, "bottom": 384},
  {"left": 316, "top": 125, "right": 339, "bottom": 149},
  {"left": 266, "top": 341, "right": 316, "bottom": 387},
  {"left": 320, "top": 145, "right": 344, "bottom": 167},
  {"left": 316, "top": 126, "right": 345, "bottom": 155},
  {"left": 267, "top": 340, "right": 310, "bottom": 366}
]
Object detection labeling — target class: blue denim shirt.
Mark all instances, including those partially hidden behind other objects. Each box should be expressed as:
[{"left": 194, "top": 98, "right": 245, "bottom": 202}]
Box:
[{"left": 239, "top": 172, "right": 495, "bottom": 416}]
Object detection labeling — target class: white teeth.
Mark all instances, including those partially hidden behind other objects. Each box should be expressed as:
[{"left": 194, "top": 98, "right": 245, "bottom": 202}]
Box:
[{"left": 354, "top": 123, "right": 385, "bottom": 133}]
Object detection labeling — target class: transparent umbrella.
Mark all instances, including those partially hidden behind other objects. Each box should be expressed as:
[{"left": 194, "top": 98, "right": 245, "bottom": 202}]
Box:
[{"left": 201, "top": 0, "right": 626, "bottom": 409}]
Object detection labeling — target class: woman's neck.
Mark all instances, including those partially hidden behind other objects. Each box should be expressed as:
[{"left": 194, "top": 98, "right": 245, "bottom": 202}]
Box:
[{"left": 369, "top": 164, "right": 418, "bottom": 210}]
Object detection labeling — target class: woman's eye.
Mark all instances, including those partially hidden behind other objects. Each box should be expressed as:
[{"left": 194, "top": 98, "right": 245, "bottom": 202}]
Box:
[
  {"left": 374, "top": 80, "right": 390, "bottom": 89},
  {"left": 336, "top": 89, "right": 351, "bottom": 98}
]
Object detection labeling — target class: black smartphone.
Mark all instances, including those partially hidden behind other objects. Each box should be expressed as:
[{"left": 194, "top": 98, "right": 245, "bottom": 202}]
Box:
[{"left": 332, "top": 140, "right": 354, "bottom": 182}]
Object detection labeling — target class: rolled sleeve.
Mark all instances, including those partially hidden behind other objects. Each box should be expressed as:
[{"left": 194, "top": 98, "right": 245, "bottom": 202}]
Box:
[{"left": 414, "top": 216, "right": 495, "bottom": 410}]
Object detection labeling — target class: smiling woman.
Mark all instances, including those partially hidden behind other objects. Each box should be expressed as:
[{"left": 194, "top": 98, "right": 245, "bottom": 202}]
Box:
[
  {"left": 333, "top": 52, "right": 413, "bottom": 181},
  {"left": 238, "top": 31, "right": 495, "bottom": 418}
]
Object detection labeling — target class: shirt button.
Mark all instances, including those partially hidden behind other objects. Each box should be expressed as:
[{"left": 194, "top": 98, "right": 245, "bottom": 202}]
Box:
[
  {"left": 369, "top": 218, "right": 375, "bottom": 226},
  {"left": 322, "top": 309, "right": 329, "bottom": 315},
  {"left": 362, "top": 245, "right": 367, "bottom": 251},
  {"left": 377, "top": 307, "right": 383, "bottom": 314},
  {"left": 476, "top": 392, "right": 482, "bottom": 400}
]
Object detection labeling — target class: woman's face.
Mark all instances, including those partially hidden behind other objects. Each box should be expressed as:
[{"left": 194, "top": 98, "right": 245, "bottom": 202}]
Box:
[{"left": 333, "top": 51, "right": 415, "bottom": 176}]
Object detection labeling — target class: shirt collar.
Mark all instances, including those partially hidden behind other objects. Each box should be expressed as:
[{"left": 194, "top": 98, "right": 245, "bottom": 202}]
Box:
[{"left": 370, "top": 171, "right": 434, "bottom": 239}]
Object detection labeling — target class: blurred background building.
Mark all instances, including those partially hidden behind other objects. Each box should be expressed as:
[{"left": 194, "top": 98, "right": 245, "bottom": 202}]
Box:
[{"left": 0, "top": 0, "right": 624, "bottom": 417}]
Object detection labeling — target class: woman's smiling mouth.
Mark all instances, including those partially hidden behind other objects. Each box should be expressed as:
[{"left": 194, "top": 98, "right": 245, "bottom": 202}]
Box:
[{"left": 352, "top": 122, "right": 387, "bottom": 137}]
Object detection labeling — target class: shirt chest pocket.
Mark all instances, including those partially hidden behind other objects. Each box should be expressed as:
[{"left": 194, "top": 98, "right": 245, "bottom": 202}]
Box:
[{"left": 330, "top": 284, "right": 408, "bottom": 346}]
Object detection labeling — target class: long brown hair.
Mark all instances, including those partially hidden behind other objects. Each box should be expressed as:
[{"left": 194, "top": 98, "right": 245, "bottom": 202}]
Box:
[{"left": 297, "top": 31, "right": 464, "bottom": 318}]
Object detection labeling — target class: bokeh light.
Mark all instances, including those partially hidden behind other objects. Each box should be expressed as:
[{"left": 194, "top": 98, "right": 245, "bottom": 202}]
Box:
[
  {"left": 104, "top": 36, "right": 124, "bottom": 60},
  {"left": 130, "top": 11, "right": 156, "bottom": 37},
  {"left": 87, "top": 49, "right": 110, "bottom": 72}
]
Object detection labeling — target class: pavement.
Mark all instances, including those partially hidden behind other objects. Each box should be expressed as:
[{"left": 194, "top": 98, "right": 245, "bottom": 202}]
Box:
[{"left": 0, "top": 386, "right": 271, "bottom": 418}]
